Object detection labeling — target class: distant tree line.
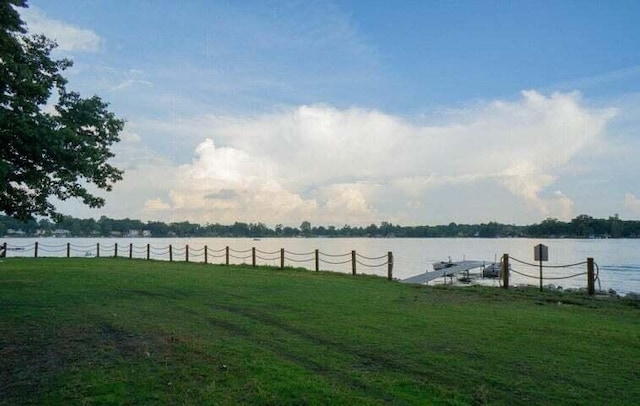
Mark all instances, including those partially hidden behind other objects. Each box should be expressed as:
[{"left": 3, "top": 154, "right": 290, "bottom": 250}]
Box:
[{"left": 1, "top": 214, "right": 639, "bottom": 239}]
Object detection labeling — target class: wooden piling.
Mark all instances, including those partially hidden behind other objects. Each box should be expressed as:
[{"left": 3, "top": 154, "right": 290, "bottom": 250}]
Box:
[
  {"left": 387, "top": 251, "right": 394, "bottom": 281},
  {"left": 315, "top": 249, "right": 319, "bottom": 272},
  {"left": 280, "top": 248, "right": 285, "bottom": 269},
  {"left": 352, "top": 250, "right": 356, "bottom": 275},
  {"left": 252, "top": 247, "right": 256, "bottom": 267},
  {"left": 66, "top": 243, "right": 70, "bottom": 258}
]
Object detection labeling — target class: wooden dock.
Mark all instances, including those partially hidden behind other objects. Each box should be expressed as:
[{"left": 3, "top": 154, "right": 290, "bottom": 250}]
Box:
[{"left": 401, "top": 260, "right": 486, "bottom": 284}]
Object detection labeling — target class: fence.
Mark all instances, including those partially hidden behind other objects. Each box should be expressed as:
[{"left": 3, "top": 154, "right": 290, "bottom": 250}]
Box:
[
  {"left": 0, "top": 241, "right": 394, "bottom": 281},
  {"left": 499, "top": 253, "right": 600, "bottom": 295}
]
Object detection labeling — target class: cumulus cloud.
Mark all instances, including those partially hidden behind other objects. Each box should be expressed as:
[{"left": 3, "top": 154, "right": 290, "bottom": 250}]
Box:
[
  {"left": 20, "top": 6, "right": 102, "bottom": 52},
  {"left": 139, "top": 139, "right": 318, "bottom": 224},
  {"left": 125, "top": 90, "right": 614, "bottom": 225}
]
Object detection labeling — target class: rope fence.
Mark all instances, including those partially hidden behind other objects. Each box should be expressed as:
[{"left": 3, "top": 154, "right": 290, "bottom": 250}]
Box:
[
  {"left": 0, "top": 241, "right": 394, "bottom": 280},
  {"left": 500, "top": 254, "right": 600, "bottom": 295}
]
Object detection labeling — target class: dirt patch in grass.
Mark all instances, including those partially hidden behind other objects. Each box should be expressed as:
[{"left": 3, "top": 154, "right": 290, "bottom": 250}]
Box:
[{"left": 0, "top": 323, "right": 164, "bottom": 403}]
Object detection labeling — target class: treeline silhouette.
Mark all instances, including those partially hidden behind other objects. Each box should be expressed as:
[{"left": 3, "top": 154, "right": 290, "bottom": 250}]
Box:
[{"left": 1, "top": 214, "right": 638, "bottom": 239}]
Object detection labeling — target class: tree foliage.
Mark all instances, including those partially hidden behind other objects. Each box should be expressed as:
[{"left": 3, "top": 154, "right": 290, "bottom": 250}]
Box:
[
  {"left": 3, "top": 213, "right": 640, "bottom": 239},
  {"left": 0, "top": 0, "right": 123, "bottom": 220}
]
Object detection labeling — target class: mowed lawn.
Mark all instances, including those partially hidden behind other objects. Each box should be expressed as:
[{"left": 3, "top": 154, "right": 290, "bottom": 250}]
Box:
[{"left": 0, "top": 258, "right": 638, "bottom": 405}]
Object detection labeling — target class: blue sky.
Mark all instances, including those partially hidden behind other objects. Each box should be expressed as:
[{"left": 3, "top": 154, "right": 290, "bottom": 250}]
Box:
[{"left": 20, "top": 0, "right": 640, "bottom": 226}]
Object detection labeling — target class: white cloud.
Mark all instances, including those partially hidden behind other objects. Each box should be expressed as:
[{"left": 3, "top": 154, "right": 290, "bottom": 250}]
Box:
[
  {"left": 20, "top": 6, "right": 102, "bottom": 52},
  {"left": 625, "top": 193, "right": 640, "bottom": 213},
  {"left": 144, "top": 198, "right": 171, "bottom": 212},
  {"left": 93, "top": 90, "right": 615, "bottom": 225},
  {"left": 139, "top": 139, "right": 318, "bottom": 224}
]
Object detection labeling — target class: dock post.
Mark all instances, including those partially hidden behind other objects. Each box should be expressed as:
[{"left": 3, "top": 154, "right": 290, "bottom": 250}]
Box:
[
  {"left": 387, "top": 252, "right": 393, "bottom": 281},
  {"left": 587, "top": 257, "right": 595, "bottom": 295},
  {"left": 501, "top": 253, "right": 509, "bottom": 289}
]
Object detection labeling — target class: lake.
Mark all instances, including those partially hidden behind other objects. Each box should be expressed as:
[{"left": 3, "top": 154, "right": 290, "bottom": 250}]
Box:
[{"left": 3, "top": 237, "right": 639, "bottom": 295}]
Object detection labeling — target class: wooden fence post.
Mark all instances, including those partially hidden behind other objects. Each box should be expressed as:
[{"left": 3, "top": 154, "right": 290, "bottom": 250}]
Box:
[
  {"left": 1, "top": 242, "right": 6, "bottom": 257},
  {"left": 186, "top": 245, "right": 189, "bottom": 262},
  {"left": 352, "top": 250, "right": 356, "bottom": 275},
  {"left": 96, "top": 243, "right": 100, "bottom": 258},
  {"left": 66, "top": 243, "right": 70, "bottom": 258},
  {"left": 114, "top": 243, "right": 118, "bottom": 258},
  {"left": 280, "top": 248, "right": 285, "bottom": 269},
  {"left": 225, "top": 246, "right": 229, "bottom": 265},
  {"left": 204, "top": 246, "right": 208, "bottom": 264},
  {"left": 502, "top": 253, "right": 509, "bottom": 289},
  {"left": 129, "top": 243, "right": 133, "bottom": 259},
  {"left": 387, "top": 251, "right": 394, "bottom": 281},
  {"left": 315, "top": 249, "right": 319, "bottom": 272},
  {"left": 146, "top": 243, "right": 150, "bottom": 260},
  {"left": 35, "top": 242, "right": 38, "bottom": 258},
  {"left": 252, "top": 247, "right": 256, "bottom": 267},
  {"left": 587, "top": 257, "right": 595, "bottom": 296},
  {"left": 169, "top": 245, "right": 173, "bottom": 262}
]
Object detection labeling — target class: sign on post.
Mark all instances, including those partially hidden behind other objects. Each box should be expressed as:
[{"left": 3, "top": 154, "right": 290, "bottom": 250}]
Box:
[
  {"left": 534, "top": 244, "right": 548, "bottom": 262},
  {"left": 534, "top": 244, "right": 548, "bottom": 291}
]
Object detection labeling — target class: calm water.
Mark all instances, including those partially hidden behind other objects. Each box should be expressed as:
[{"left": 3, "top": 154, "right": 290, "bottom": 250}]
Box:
[{"left": 3, "top": 237, "right": 640, "bottom": 294}]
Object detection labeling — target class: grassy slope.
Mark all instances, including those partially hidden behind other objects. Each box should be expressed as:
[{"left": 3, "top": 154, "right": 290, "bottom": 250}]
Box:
[{"left": 0, "top": 258, "right": 638, "bottom": 405}]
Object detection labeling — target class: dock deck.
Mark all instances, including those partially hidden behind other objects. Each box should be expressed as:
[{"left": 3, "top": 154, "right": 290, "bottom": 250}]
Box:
[{"left": 401, "top": 260, "right": 486, "bottom": 284}]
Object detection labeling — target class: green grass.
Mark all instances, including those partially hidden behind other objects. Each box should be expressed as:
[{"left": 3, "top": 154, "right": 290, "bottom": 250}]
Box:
[{"left": 1, "top": 258, "right": 638, "bottom": 405}]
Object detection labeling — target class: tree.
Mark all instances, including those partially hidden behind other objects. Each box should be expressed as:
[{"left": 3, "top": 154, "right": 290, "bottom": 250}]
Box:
[
  {"left": 1, "top": 0, "right": 123, "bottom": 220},
  {"left": 300, "top": 220, "right": 311, "bottom": 237},
  {"left": 571, "top": 214, "right": 594, "bottom": 238}
]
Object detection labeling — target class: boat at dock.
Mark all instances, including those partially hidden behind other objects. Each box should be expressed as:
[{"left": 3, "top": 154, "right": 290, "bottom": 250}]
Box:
[
  {"left": 481, "top": 262, "right": 513, "bottom": 278},
  {"left": 432, "top": 261, "right": 455, "bottom": 271}
]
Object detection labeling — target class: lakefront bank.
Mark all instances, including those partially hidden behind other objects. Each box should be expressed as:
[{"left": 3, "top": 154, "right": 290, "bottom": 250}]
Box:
[{"left": 3, "top": 237, "right": 639, "bottom": 295}]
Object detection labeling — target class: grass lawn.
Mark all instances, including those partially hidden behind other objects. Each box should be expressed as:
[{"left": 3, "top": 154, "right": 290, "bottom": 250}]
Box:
[{"left": 1, "top": 258, "right": 638, "bottom": 405}]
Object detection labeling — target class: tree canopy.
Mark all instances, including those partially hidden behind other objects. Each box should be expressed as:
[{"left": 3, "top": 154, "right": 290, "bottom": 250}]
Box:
[
  {"left": 3, "top": 213, "right": 640, "bottom": 239},
  {"left": 0, "top": 0, "right": 123, "bottom": 220}
]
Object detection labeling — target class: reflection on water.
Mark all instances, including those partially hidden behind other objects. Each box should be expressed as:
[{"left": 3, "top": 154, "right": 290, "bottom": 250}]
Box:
[{"left": 3, "top": 237, "right": 639, "bottom": 294}]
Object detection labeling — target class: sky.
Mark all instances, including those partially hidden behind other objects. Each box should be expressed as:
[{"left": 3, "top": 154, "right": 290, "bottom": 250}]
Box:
[{"left": 18, "top": 0, "right": 640, "bottom": 226}]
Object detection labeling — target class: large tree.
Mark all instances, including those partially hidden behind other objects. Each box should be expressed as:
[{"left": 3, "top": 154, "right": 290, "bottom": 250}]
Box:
[{"left": 0, "top": 0, "right": 123, "bottom": 220}]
